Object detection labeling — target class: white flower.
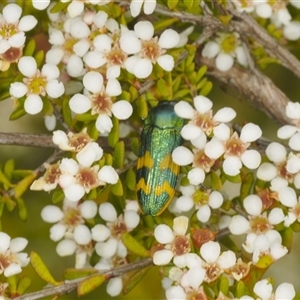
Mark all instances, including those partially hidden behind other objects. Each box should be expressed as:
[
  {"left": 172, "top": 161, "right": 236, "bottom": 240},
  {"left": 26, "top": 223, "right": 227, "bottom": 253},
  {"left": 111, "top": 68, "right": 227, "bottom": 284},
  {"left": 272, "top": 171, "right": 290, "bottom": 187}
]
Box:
[
  {"left": 121, "top": 21, "right": 179, "bottom": 78},
  {"left": 9, "top": 56, "right": 65, "bottom": 115},
  {"left": 200, "top": 241, "right": 236, "bottom": 282},
  {"left": 130, "top": 0, "right": 157, "bottom": 17},
  {"left": 0, "top": 232, "right": 29, "bottom": 277},
  {"left": 201, "top": 32, "right": 248, "bottom": 72},
  {"left": 0, "top": 3, "right": 37, "bottom": 55},
  {"left": 153, "top": 216, "right": 190, "bottom": 266},
  {"left": 94, "top": 203, "right": 139, "bottom": 259},
  {"left": 69, "top": 71, "right": 133, "bottom": 134},
  {"left": 205, "top": 123, "right": 262, "bottom": 176}
]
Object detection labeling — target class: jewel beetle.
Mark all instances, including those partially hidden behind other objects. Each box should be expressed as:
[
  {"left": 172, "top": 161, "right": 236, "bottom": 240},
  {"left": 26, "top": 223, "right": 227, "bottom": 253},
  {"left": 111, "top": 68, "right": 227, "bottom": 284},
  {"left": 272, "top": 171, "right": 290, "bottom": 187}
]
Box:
[{"left": 136, "top": 101, "right": 184, "bottom": 216}]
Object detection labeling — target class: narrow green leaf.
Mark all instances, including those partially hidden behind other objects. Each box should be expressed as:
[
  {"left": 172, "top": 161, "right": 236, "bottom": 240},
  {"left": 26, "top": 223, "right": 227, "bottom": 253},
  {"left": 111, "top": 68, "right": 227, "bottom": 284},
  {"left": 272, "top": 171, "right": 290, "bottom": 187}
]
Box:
[
  {"left": 52, "top": 189, "right": 65, "bottom": 203},
  {"left": 282, "top": 227, "right": 293, "bottom": 251},
  {"left": 34, "top": 50, "right": 44, "bottom": 68},
  {"left": 14, "top": 173, "right": 37, "bottom": 199},
  {"left": 23, "top": 39, "right": 36, "bottom": 57},
  {"left": 77, "top": 274, "right": 105, "bottom": 296},
  {"left": 108, "top": 117, "right": 119, "bottom": 148},
  {"left": 218, "top": 275, "right": 229, "bottom": 296},
  {"left": 17, "top": 197, "right": 28, "bottom": 221},
  {"left": 64, "top": 268, "right": 97, "bottom": 280},
  {"left": 62, "top": 96, "right": 73, "bottom": 128},
  {"left": 130, "top": 137, "right": 140, "bottom": 156},
  {"left": 137, "top": 98, "right": 148, "bottom": 119},
  {"left": 167, "top": 0, "right": 178, "bottom": 9},
  {"left": 241, "top": 172, "right": 254, "bottom": 201},
  {"left": 126, "top": 168, "right": 136, "bottom": 191},
  {"left": 11, "top": 169, "right": 32, "bottom": 179},
  {"left": 121, "top": 232, "right": 150, "bottom": 258},
  {"left": 0, "top": 198, "right": 4, "bottom": 217},
  {"left": 17, "top": 276, "right": 31, "bottom": 295},
  {"left": 211, "top": 171, "right": 222, "bottom": 191},
  {"left": 173, "top": 89, "right": 191, "bottom": 99},
  {"left": 196, "top": 65, "right": 207, "bottom": 82},
  {"left": 184, "top": 0, "right": 194, "bottom": 9},
  {"left": 0, "top": 169, "right": 14, "bottom": 188},
  {"left": 50, "top": 1, "right": 69, "bottom": 13},
  {"left": 153, "top": 18, "right": 177, "bottom": 32},
  {"left": 7, "top": 275, "right": 17, "bottom": 293},
  {"left": 235, "top": 280, "right": 246, "bottom": 298},
  {"left": 123, "top": 266, "right": 151, "bottom": 295},
  {"left": 113, "top": 141, "right": 125, "bottom": 168},
  {"left": 157, "top": 78, "right": 171, "bottom": 98},
  {"left": 9, "top": 106, "right": 26, "bottom": 120},
  {"left": 4, "top": 159, "right": 14, "bottom": 179},
  {"left": 30, "top": 252, "right": 61, "bottom": 285},
  {"left": 111, "top": 180, "right": 123, "bottom": 196},
  {"left": 5, "top": 197, "right": 16, "bottom": 211},
  {"left": 199, "top": 81, "right": 213, "bottom": 96}
]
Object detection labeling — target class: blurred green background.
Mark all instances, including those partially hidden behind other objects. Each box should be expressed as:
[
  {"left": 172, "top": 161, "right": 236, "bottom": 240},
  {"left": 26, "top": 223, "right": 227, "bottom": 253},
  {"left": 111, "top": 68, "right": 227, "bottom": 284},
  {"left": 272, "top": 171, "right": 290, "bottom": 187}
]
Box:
[{"left": 1, "top": 62, "right": 300, "bottom": 299}]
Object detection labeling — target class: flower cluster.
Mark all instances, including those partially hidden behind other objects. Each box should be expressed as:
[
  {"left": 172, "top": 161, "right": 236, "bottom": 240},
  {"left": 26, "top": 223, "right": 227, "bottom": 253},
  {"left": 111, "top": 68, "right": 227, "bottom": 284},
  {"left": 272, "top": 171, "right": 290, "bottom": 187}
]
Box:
[
  {"left": 30, "top": 129, "right": 118, "bottom": 202},
  {"left": 0, "top": 3, "right": 37, "bottom": 71},
  {"left": 41, "top": 199, "right": 140, "bottom": 296},
  {"left": 0, "top": 231, "right": 29, "bottom": 277}
]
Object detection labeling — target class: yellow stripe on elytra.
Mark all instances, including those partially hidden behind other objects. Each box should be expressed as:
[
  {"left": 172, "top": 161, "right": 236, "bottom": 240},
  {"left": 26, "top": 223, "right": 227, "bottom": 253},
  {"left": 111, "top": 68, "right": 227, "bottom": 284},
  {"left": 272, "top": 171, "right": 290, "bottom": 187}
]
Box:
[
  {"left": 136, "top": 177, "right": 152, "bottom": 195},
  {"left": 137, "top": 150, "right": 154, "bottom": 170},
  {"left": 159, "top": 153, "right": 179, "bottom": 174},
  {"left": 154, "top": 181, "right": 175, "bottom": 197}
]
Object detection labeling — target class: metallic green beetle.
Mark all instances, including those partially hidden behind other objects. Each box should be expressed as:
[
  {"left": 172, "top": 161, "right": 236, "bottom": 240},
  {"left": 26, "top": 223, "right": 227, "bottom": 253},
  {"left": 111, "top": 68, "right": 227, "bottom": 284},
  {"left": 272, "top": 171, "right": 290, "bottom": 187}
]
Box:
[{"left": 136, "top": 101, "right": 184, "bottom": 216}]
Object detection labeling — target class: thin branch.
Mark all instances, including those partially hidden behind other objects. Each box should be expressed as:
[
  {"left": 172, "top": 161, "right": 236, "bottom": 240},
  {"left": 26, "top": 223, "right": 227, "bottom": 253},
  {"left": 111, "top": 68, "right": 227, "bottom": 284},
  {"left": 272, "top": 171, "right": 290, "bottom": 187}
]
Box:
[
  {"left": 196, "top": 54, "right": 291, "bottom": 126},
  {"left": 13, "top": 258, "right": 153, "bottom": 300}
]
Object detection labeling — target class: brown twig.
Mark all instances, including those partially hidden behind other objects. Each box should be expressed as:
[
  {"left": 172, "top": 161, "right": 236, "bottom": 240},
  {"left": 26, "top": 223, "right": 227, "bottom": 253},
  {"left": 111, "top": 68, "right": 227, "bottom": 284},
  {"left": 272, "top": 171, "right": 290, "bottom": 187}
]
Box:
[{"left": 13, "top": 258, "right": 153, "bottom": 300}]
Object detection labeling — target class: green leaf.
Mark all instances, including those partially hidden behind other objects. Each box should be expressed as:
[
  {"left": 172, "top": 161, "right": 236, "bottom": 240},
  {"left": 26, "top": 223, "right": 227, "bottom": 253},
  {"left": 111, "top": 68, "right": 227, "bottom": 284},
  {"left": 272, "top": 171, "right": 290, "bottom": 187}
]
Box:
[
  {"left": 62, "top": 96, "right": 73, "bottom": 128},
  {"left": 123, "top": 266, "right": 151, "bottom": 295},
  {"left": 113, "top": 141, "right": 125, "bottom": 169},
  {"left": 52, "top": 189, "right": 65, "bottom": 203},
  {"left": 4, "top": 159, "right": 14, "bottom": 179},
  {"left": 184, "top": 0, "right": 195, "bottom": 9},
  {"left": 173, "top": 89, "right": 191, "bottom": 99},
  {"left": 130, "top": 137, "right": 140, "bottom": 156},
  {"left": 196, "top": 65, "right": 207, "bottom": 82},
  {"left": 9, "top": 106, "right": 26, "bottom": 120},
  {"left": 241, "top": 172, "right": 254, "bottom": 201},
  {"left": 14, "top": 173, "right": 37, "bottom": 199},
  {"left": 30, "top": 252, "right": 61, "bottom": 285},
  {"left": 108, "top": 117, "right": 119, "bottom": 148},
  {"left": 121, "top": 232, "right": 150, "bottom": 258},
  {"left": 50, "top": 1, "right": 69, "bottom": 13},
  {"left": 235, "top": 280, "right": 246, "bottom": 298},
  {"left": 218, "top": 275, "right": 229, "bottom": 296},
  {"left": 126, "top": 168, "right": 136, "bottom": 191},
  {"left": 77, "top": 274, "right": 105, "bottom": 297},
  {"left": 282, "top": 227, "right": 293, "bottom": 251},
  {"left": 34, "top": 50, "right": 44, "bottom": 68},
  {"left": 157, "top": 78, "right": 171, "bottom": 98},
  {"left": 154, "top": 18, "right": 178, "bottom": 32},
  {"left": 64, "top": 268, "right": 97, "bottom": 280},
  {"left": 5, "top": 197, "right": 16, "bottom": 211},
  {"left": 23, "top": 39, "right": 36, "bottom": 56},
  {"left": 167, "top": 0, "right": 178, "bottom": 9},
  {"left": 17, "top": 197, "right": 27, "bottom": 221},
  {"left": 0, "top": 169, "right": 14, "bottom": 189},
  {"left": 221, "top": 171, "right": 241, "bottom": 183},
  {"left": 199, "top": 81, "right": 213, "bottom": 96},
  {"left": 42, "top": 96, "right": 54, "bottom": 116},
  {"left": 111, "top": 180, "right": 123, "bottom": 196},
  {"left": 17, "top": 276, "right": 31, "bottom": 295},
  {"left": 211, "top": 171, "right": 222, "bottom": 191},
  {"left": 137, "top": 98, "right": 148, "bottom": 119}
]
